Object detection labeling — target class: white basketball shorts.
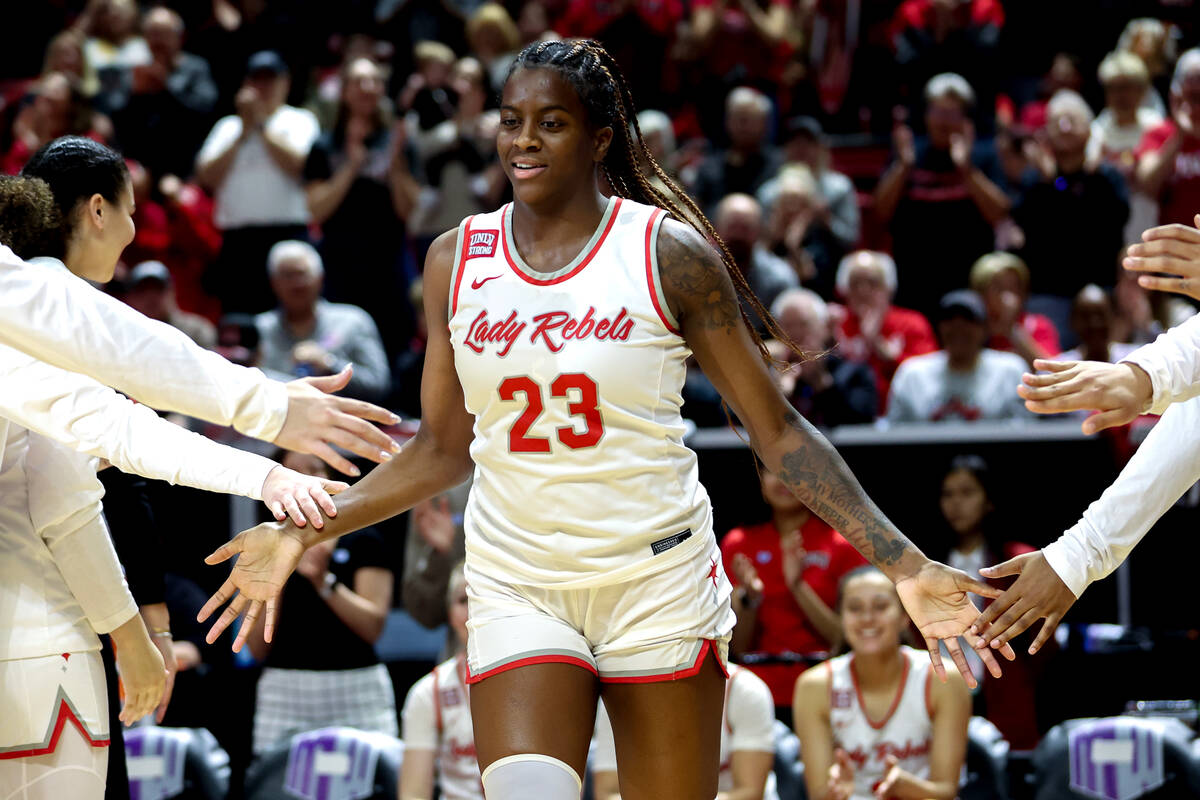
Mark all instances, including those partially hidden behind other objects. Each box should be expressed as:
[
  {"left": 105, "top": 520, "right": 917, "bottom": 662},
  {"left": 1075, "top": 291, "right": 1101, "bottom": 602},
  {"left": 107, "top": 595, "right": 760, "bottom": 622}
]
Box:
[{"left": 0, "top": 650, "right": 109, "bottom": 759}]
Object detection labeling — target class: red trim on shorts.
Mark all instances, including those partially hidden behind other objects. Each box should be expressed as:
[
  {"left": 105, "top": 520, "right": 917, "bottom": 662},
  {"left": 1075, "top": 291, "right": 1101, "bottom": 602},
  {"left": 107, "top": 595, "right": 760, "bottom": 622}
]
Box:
[
  {"left": 464, "top": 654, "right": 599, "bottom": 685},
  {"left": 450, "top": 217, "right": 473, "bottom": 318},
  {"left": 642, "top": 208, "right": 680, "bottom": 334},
  {"left": 0, "top": 699, "right": 109, "bottom": 760},
  {"left": 850, "top": 653, "right": 910, "bottom": 731},
  {"left": 502, "top": 200, "right": 622, "bottom": 286},
  {"left": 600, "top": 639, "right": 729, "bottom": 685}
]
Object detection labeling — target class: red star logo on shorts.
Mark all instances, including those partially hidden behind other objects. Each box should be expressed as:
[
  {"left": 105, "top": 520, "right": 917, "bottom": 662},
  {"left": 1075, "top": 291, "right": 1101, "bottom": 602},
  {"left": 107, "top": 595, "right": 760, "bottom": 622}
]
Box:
[{"left": 707, "top": 559, "right": 719, "bottom": 591}]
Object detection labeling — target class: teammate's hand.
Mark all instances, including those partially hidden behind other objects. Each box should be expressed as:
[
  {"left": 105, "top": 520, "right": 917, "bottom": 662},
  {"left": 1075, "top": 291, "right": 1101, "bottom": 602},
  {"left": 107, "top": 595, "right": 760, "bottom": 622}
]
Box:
[
  {"left": 970, "top": 551, "right": 1076, "bottom": 655},
  {"left": 825, "top": 748, "right": 856, "bottom": 800},
  {"left": 108, "top": 615, "right": 167, "bottom": 726},
  {"left": 139, "top": 603, "right": 177, "bottom": 724},
  {"left": 1017, "top": 359, "right": 1153, "bottom": 433},
  {"left": 894, "top": 561, "right": 1016, "bottom": 689},
  {"left": 197, "top": 521, "right": 308, "bottom": 651},
  {"left": 276, "top": 365, "right": 402, "bottom": 476},
  {"left": 260, "top": 465, "right": 348, "bottom": 528},
  {"left": 1124, "top": 214, "right": 1200, "bottom": 302},
  {"left": 874, "top": 755, "right": 924, "bottom": 800}
]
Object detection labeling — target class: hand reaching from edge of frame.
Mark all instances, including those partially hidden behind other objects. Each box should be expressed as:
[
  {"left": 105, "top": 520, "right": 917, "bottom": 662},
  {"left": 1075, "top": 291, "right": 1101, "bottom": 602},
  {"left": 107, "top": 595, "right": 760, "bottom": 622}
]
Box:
[
  {"left": 1124, "top": 214, "right": 1200, "bottom": 302},
  {"left": 1017, "top": 359, "right": 1152, "bottom": 433},
  {"left": 969, "top": 551, "right": 1076, "bottom": 655},
  {"left": 260, "top": 464, "right": 348, "bottom": 529}
]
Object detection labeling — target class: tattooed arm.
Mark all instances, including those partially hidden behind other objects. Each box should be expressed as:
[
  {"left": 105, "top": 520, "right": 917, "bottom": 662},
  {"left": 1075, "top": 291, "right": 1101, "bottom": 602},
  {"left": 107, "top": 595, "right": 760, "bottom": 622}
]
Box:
[{"left": 657, "top": 219, "right": 1015, "bottom": 683}]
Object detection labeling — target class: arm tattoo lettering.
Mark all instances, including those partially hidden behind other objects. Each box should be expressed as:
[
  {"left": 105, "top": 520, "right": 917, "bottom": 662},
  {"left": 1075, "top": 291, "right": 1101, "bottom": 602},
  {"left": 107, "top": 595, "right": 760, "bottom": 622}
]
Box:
[
  {"left": 775, "top": 411, "right": 911, "bottom": 568},
  {"left": 657, "top": 224, "right": 740, "bottom": 333}
]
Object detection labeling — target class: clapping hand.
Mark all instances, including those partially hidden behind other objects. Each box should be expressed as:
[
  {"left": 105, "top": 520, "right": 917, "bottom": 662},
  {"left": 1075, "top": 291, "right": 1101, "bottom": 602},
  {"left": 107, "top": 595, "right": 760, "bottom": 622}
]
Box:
[{"left": 825, "top": 749, "right": 856, "bottom": 800}]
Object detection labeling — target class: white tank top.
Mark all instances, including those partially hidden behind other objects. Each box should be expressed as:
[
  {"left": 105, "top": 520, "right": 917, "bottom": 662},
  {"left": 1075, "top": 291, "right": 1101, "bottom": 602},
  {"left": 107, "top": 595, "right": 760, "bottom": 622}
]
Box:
[
  {"left": 448, "top": 197, "right": 712, "bottom": 587},
  {"left": 430, "top": 656, "right": 483, "bottom": 800},
  {"left": 826, "top": 646, "right": 933, "bottom": 800}
]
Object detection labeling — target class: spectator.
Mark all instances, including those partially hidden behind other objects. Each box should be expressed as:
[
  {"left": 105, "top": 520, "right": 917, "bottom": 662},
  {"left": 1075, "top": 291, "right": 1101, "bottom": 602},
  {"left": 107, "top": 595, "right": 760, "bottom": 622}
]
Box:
[
  {"left": 1116, "top": 18, "right": 1177, "bottom": 116},
  {"left": 592, "top": 664, "right": 778, "bottom": 800},
  {"left": 466, "top": 2, "right": 522, "bottom": 94},
  {"left": 255, "top": 240, "right": 391, "bottom": 402},
  {"left": 762, "top": 165, "right": 841, "bottom": 297},
  {"left": 248, "top": 450, "right": 397, "bottom": 756},
  {"left": 770, "top": 289, "right": 877, "bottom": 427},
  {"left": 1089, "top": 50, "right": 1163, "bottom": 243},
  {"left": 79, "top": 0, "right": 151, "bottom": 72},
  {"left": 195, "top": 50, "right": 319, "bottom": 313},
  {"left": 398, "top": 564, "right": 483, "bottom": 800},
  {"left": 1014, "top": 90, "right": 1129, "bottom": 299},
  {"left": 636, "top": 109, "right": 683, "bottom": 199},
  {"left": 890, "top": 0, "right": 1004, "bottom": 127},
  {"left": 758, "top": 116, "right": 860, "bottom": 254},
  {"left": 929, "top": 454, "right": 1047, "bottom": 749},
  {"left": 1111, "top": 250, "right": 1194, "bottom": 346},
  {"left": 153, "top": 173, "right": 223, "bottom": 323},
  {"left": 41, "top": 29, "right": 99, "bottom": 97},
  {"left": 305, "top": 55, "right": 419, "bottom": 359},
  {"left": 689, "top": 87, "right": 783, "bottom": 217},
  {"left": 722, "top": 469, "right": 866, "bottom": 717},
  {"left": 400, "top": 478, "right": 470, "bottom": 630},
  {"left": 968, "top": 252, "right": 1060, "bottom": 368},
  {"left": 874, "top": 73, "right": 1010, "bottom": 315},
  {"left": 123, "top": 260, "right": 217, "bottom": 348},
  {"left": 1056, "top": 284, "right": 1137, "bottom": 364},
  {"left": 1137, "top": 48, "right": 1200, "bottom": 227},
  {"left": 714, "top": 193, "right": 798, "bottom": 327},
  {"left": 2, "top": 72, "right": 110, "bottom": 175},
  {"left": 399, "top": 41, "right": 458, "bottom": 135},
  {"left": 99, "top": 6, "right": 218, "bottom": 178},
  {"left": 832, "top": 251, "right": 938, "bottom": 415},
  {"left": 1014, "top": 52, "right": 1084, "bottom": 134},
  {"left": 391, "top": 278, "right": 427, "bottom": 421},
  {"left": 793, "top": 568, "right": 971, "bottom": 800},
  {"left": 887, "top": 290, "right": 1029, "bottom": 423}
]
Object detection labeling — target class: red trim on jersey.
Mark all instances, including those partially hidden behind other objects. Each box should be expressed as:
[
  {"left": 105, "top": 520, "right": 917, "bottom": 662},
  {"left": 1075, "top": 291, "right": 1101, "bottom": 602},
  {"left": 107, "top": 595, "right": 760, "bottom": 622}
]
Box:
[
  {"left": 432, "top": 665, "right": 443, "bottom": 738},
  {"left": 0, "top": 699, "right": 109, "bottom": 759},
  {"left": 464, "top": 654, "right": 599, "bottom": 685},
  {"left": 450, "top": 217, "right": 473, "bottom": 318},
  {"left": 501, "top": 200, "right": 622, "bottom": 286},
  {"left": 924, "top": 665, "right": 934, "bottom": 719},
  {"left": 642, "top": 208, "right": 680, "bottom": 334},
  {"left": 825, "top": 659, "right": 834, "bottom": 708},
  {"left": 849, "top": 652, "right": 911, "bottom": 731},
  {"left": 600, "top": 639, "right": 730, "bottom": 684}
]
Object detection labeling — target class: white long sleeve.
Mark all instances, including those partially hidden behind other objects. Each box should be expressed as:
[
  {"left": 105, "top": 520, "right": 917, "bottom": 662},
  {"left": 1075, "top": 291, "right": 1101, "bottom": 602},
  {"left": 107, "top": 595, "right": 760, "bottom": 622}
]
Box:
[
  {"left": 0, "top": 341, "right": 275, "bottom": 499},
  {"left": 1042, "top": 394, "right": 1200, "bottom": 597},
  {"left": 0, "top": 248, "right": 288, "bottom": 440},
  {"left": 25, "top": 432, "right": 138, "bottom": 636},
  {"left": 1121, "top": 312, "right": 1200, "bottom": 414}
]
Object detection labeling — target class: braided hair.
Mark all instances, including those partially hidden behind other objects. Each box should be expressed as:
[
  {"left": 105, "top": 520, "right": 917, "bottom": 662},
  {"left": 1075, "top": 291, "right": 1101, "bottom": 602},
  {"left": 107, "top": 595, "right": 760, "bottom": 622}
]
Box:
[{"left": 505, "top": 39, "right": 796, "bottom": 363}]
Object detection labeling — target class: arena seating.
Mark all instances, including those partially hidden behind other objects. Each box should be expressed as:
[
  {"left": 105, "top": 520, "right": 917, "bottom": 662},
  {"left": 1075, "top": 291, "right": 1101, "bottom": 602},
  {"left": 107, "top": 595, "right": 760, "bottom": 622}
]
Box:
[
  {"left": 123, "top": 726, "right": 230, "bottom": 800},
  {"left": 244, "top": 727, "right": 404, "bottom": 800}
]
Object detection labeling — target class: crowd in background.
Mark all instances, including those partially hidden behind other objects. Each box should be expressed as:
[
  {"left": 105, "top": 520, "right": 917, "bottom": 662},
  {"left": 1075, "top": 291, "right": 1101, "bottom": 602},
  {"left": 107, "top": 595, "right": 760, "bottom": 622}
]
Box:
[{"left": 4, "top": 0, "right": 1200, "bottom": 798}]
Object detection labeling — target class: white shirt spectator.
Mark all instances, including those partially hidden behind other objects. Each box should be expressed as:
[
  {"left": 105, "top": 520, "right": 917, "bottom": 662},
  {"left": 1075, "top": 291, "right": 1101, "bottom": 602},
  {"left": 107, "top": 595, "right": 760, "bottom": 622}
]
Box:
[
  {"left": 1088, "top": 107, "right": 1162, "bottom": 244},
  {"left": 593, "top": 664, "right": 779, "bottom": 800},
  {"left": 1056, "top": 342, "right": 1139, "bottom": 364},
  {"left": 887, "top": 349, "right": 1029, "bottom": 422},
  {"left": 197, "top": 105, "right": 319, "bottom": 229},
  {"left": 401, "top": 655, "right": 483, "bottom": 800}
]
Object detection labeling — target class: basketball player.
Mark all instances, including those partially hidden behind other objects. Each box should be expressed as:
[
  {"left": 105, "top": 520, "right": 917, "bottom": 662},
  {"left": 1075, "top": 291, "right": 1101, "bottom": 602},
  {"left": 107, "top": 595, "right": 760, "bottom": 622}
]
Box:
[
  {"left": 198, "top": 40, "right": 1011, "bottom": 800},
  {"left": 970, "top": 215, "right": 1200, "bottom": 652},
  {"left": 793, "top": 568, "right": 971, "bottom": 800}
]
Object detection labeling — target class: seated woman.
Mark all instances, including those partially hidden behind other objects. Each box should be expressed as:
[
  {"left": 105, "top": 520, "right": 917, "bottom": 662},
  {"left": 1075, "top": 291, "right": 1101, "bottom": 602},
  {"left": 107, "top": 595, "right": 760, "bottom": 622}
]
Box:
[
  {"left": 591, "top": 662, "right": 777, "bottom": 800},
  {"left": 969, "top": 252, "right": 1060, "bottom": 368},
  {"left": 248, "top": 450, "right": 396, "bottom": 756},
  {"left": 398, "top": 563, "right": 483, "bottom": 800},
  {"left": 721, "top": 469, "right": 866, "bottom": 723},
  {"left": 793, "top": 568, "right": 970, "bottom": 800}
]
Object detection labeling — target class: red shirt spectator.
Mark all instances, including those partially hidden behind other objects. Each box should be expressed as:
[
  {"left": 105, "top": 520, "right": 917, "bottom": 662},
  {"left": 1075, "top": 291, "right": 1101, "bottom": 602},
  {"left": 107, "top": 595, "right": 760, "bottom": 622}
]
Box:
[
  {"left": 1136, "top": 118, "right": 1200, "bottom": 226},
  {"left": 722, "top": 511, "right": 866, "bottom": 707},
  {"left": 690, "top": 0, "right": 794, "bottom": 86},
  {"left": 556, "top": 0, "right": 684, "bottom": 38},
  {"left": 837, "top": 306, "right": 938, "bottom": 408},
  {"left": 987, "top": 313, "right": 1059, "bottom": 357}
]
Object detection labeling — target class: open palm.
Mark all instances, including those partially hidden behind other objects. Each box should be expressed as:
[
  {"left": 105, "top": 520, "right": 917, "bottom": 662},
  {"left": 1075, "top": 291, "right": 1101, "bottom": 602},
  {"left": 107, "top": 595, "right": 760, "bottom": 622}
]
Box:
[
  {"left": 197, "top": 522, "right": 308, "bottom": 651},
  {"left": 895, "top": 561, "right": 1015, "bottom": 688}
]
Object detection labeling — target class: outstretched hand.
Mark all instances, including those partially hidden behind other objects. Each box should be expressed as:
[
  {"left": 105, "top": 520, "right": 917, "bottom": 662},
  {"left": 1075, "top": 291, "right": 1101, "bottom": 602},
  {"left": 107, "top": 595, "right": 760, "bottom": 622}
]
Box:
[
  {"left": 277, "top": 365, "right": 402, "bottom": 476},
  {"left": 261, "top": 465, "right": 348, "bottom": 528},
  {"left": 1017, "top": 359, "right": 1152, "bottom": 433},
  {"left": 894, "top": 561, "right": 1016, "bottom": 689},
  {"left": 1124, "top": 214, "right": 1200, "bottom": 302},
  {"left": 197, "top": 522, "right": 308, "bottom": 651},
  {"left": 970, "top": 551, "right": 1076, "bottom": 655}
]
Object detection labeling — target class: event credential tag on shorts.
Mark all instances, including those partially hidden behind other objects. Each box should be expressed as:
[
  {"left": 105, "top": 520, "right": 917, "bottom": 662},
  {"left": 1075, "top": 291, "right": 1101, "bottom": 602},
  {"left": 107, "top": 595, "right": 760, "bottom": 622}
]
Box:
[{"left": 650, "top": 529, "right": 692, "bottom": 555}]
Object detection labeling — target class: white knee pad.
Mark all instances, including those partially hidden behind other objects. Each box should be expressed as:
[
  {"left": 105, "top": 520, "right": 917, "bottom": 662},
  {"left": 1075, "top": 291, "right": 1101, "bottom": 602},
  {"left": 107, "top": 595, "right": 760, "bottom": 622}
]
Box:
[{"left": 481, "top": 753, "right": 582, "bottom": 799}]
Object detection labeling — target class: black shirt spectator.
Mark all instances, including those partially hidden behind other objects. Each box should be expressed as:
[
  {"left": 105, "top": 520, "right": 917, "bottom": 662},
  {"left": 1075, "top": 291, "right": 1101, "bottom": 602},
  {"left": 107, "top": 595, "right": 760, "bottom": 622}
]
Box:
[{"left": 688, "top": 87, "right": 783, "bottom": 218}]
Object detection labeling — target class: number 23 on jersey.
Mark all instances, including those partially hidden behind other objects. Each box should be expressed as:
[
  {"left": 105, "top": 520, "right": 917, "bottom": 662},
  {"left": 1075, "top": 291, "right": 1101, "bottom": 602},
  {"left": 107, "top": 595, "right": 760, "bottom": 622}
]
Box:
[{"left": 498, "top": 373, "right": 603, "bottom": 453}]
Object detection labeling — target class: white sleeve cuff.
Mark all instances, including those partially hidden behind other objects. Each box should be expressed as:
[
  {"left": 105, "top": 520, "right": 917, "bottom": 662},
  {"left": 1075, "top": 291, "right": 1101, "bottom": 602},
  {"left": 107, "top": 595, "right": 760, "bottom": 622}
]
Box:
[{"left": 1041, "top": 535, "right": 1092, "bottom": 599}]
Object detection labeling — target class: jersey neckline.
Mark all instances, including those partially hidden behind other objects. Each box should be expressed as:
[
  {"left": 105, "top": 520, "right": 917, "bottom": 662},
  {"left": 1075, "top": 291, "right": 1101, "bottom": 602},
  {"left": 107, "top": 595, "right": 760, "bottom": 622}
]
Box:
[{"left": 501, "top": 195, "right": 621, "bottom": 285}]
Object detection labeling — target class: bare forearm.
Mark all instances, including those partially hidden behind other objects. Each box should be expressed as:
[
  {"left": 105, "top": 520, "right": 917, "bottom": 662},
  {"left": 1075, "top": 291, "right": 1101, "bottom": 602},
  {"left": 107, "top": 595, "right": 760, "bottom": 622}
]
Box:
[
  {"left": 1137, "top": 148, "right": 1177, "bottom": 198},
  {"left": 389, "top": 166, "right": 420, "bottom": 221},
  {"left": 757, "top": 411, "right": 925, "bottom": 580},
  {"left": 873, "top": 163, "right": 910, "bottom": 223},
  {"left": 195, "top": 134, "right": 244, "bottom": 190},
  {"left": 307, "top": 164, "right": 359, "bottom": 224},
  {"left": 261, "top": 129, "right": 306, "bottom": 176},
  {"left": 962, "top": 168, "right": 1010, "bottom": 223},
  {"left": 789, "top": 580, "right": 841, "bottom": 644},
  {"left": 322, "top": 584, "right": 387, "bottom": 642},
  {"left": 729, "top": 598, "right": 759, "bottom": 656}
]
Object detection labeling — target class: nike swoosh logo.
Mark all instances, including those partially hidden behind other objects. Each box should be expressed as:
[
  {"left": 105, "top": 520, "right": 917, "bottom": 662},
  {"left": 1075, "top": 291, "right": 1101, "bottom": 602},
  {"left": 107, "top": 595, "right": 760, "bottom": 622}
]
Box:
[{"left": 472, "top": 275, "right": 502, "bottom": 289}]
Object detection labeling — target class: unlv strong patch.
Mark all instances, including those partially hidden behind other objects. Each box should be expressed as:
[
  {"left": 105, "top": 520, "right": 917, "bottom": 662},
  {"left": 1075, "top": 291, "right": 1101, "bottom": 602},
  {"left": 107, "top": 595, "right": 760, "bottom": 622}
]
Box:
[{"left": 466, "top": 230, "right": 499, "bottom": 259}]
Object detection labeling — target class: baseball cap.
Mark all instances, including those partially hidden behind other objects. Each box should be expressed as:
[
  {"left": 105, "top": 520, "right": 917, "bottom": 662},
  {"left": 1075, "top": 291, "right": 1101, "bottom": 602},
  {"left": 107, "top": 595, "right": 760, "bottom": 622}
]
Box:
[
  {"left": 129, "top": 260, "right": 170, "bottom": 286},
  {"left": 247, "top": 51, "right": 288, "bottom": 77},
  {"left": 785, "top": 116, "right": 824, "bottom": 143},
  {"left": 938, "top": 289, "right": 986, "bottom": 322}
]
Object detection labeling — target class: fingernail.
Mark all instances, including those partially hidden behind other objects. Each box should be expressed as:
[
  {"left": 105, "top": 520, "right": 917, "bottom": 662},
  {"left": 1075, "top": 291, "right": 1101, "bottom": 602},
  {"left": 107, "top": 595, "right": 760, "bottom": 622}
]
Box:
[
  {"left": 349, "top": 466, "right": 361, "bottom": 477},
  {"left": 389, "top": 413, "right": 401, "bottom": 424},
  {"left": 389, "top": 439, "right": 402, "bottom": 453},
  {"left": 379, "top": 450, "right": 393, "bottom": 461}
]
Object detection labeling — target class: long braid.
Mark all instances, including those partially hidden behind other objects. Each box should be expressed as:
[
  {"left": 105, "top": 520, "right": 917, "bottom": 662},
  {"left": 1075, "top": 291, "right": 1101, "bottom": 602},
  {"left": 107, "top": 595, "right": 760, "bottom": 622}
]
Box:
[{"left": 507, "top": 39, "right": 803, "bottom": 364}]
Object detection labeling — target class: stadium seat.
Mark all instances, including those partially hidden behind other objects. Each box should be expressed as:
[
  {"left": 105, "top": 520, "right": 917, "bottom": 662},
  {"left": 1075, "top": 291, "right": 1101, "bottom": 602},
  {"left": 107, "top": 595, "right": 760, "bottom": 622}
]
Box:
[
  {"left": 962, "top": 716, "right": 1011, "bottom": 800},
  {"left": 244, "top": 727, "right": 404, "bottom": 800},
  {"left": 773, "top": 719, "right": 807, "bottom": 800},
  {"left": 123, "top": 726, "right": 230, "bottom": 800},
  {"left": 1031, "top": 716, "right": 1200, "bottom": 800}
]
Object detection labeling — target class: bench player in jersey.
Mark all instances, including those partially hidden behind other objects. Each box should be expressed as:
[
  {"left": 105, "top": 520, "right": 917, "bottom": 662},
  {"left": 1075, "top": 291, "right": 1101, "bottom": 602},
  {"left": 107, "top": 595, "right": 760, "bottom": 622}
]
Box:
[{"left": 198, "top": 40, "right": 1015, "bottom": 800}]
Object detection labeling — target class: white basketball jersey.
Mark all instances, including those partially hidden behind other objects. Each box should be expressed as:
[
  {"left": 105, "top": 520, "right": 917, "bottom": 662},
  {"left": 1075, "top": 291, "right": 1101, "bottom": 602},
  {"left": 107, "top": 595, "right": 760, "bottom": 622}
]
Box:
[
  {"left": 827, "top": 647, "right": 933, "bottom": 800},
  {"left": 448, "top": 197, "right": 712, "bottom": 588},
  {"left": 427, "top": 656, "right": 483, "bottom": 800}
]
